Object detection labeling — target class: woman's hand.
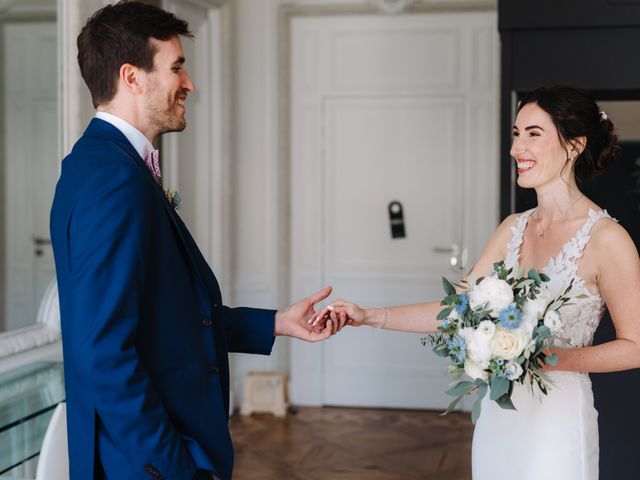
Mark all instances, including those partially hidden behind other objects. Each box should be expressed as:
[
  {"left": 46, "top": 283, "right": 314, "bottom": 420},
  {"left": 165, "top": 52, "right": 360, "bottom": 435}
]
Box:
[{"left": 309, "top": 300, "right": 372, "bottom": 329}]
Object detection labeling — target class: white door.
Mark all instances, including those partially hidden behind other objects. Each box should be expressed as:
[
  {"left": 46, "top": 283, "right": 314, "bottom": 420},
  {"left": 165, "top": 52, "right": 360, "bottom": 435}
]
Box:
[
  {"left": 290, "top": 12, "right": 499, "bottom": 408},
  {"left": 3, "top": 22, "right": 58, "bottom": 331}
]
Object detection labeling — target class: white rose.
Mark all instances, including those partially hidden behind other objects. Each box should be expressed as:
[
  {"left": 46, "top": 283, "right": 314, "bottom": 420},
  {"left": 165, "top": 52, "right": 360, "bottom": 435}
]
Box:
[
  {"left": 468, "top": 277, "right": 513, "bottom": 316},
  {"left": 464, "top": 359, "right": 489, "bottom": 381},
  {"left": 458, "top": 327, "right": 490, "bottom": 368},
  {"left": 490, "top": 327, "right": 528, "bottom": 361},
  {"left": 504, "top": 361, "right": 524, "bottom": 381},
  {"left": 543, "top": 310, "right": 562, "bottom": 333},
  {"left": 521, "top": 287, "right": 552, "bottom": 329},
  {"left": 477, "top": 320, "right": 496, "bottom": 338}
]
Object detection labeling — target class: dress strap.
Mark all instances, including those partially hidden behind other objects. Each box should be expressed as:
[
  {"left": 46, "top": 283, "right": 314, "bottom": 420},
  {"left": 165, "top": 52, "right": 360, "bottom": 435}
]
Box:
[
  {"left": 560, "top": 209, "right": 612, "bottom": 266},
  {"left": 542, "top": 208, "right": 612, "bottom": 299},
  {"left": 504, "top": 208, "right": 535, "bottom": 270}
]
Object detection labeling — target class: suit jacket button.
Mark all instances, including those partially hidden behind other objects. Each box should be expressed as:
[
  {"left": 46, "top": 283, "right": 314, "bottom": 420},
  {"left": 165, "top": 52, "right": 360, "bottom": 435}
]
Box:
[
  {"left": 208, "top": 364, "right": 220, "bottom": 374},
  {"left": 202, "top": 317, "right": 212, "bottom": 327}
]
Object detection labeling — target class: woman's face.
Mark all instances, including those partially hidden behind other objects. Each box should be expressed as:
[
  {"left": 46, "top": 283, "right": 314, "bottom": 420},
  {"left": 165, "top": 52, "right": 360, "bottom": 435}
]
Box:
[{"left": 510, "top": 102, "right": 572, "bottom": 189}]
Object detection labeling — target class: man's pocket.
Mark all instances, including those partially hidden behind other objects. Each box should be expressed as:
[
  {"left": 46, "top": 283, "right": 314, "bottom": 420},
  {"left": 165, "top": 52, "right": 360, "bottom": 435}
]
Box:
[{"left": 181, "top": 434, "right": 216, "bottom": 472}]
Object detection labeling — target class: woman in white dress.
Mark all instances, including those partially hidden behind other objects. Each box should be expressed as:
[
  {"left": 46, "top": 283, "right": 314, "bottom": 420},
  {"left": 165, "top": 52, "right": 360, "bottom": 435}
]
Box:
[{"left": 312, "top": 86, "right": 640, "bottom": 479}]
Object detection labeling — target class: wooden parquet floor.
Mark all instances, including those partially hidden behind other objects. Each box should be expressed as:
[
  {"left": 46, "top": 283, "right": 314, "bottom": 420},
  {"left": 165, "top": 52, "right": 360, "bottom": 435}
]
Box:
[{"left": 229, "top": 407, "right": 473, "bottom": 480}]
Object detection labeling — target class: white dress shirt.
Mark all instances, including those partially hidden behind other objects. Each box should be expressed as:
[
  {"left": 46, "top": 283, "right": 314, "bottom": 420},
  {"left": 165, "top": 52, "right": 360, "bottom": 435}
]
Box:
[{"left": 95, "top": 111, "right": 155, "bottom": 161}]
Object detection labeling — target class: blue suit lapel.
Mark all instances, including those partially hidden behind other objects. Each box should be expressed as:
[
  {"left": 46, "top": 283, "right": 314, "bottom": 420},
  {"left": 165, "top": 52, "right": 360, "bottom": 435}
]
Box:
[{"left": 83, "top": 119, "right": 212, "bottom": 317}]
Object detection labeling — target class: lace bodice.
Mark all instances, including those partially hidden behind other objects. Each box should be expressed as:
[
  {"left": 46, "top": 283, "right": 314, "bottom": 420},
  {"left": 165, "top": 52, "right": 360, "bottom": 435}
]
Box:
[{"left": 504, "top": 208, "right": 611, "bottom": 348}]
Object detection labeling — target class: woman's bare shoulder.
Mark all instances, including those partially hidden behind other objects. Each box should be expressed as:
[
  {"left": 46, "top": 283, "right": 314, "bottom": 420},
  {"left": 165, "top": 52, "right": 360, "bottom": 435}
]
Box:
[{"left": 590, "top": 215, "right": 638, "bottom": 262}]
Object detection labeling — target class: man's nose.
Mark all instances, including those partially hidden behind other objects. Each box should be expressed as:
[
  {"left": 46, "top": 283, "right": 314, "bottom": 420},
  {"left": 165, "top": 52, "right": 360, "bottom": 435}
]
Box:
[{"left": 183, "top": 69, "right": 195, "bottom": 92}]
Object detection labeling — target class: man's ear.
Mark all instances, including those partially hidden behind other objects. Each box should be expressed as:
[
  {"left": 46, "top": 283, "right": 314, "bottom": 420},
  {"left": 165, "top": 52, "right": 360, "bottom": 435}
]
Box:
[{"left": 119, "top": 63, "right": 144, "bottom": 95}]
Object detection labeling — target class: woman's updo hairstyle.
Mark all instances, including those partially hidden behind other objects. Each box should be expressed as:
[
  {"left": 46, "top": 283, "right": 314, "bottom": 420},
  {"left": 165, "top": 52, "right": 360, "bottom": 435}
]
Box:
[{"left": 517, "top": 86, "right": 620, "bottom": 184}]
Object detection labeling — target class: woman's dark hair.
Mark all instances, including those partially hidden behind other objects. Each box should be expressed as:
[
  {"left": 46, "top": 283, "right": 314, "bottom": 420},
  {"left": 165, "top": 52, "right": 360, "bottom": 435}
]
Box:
[
  {"left": 517, "top": 86, "right": 620, "bottom": 184},
  {"left": 77, "top": 1, "right": 192, "bottom": 108}
]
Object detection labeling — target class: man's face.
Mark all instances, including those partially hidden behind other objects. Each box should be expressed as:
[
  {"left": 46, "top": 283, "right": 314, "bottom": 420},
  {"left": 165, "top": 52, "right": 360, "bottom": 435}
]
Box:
[{"left": 142, "top": 36, "right": 195, "bottom": 137}]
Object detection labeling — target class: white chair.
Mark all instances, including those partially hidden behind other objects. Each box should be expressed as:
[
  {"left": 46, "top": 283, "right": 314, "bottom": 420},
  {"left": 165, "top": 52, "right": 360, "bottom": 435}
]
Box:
[{"left": 35, "top": 402, "right": 69, "bottom": 480}]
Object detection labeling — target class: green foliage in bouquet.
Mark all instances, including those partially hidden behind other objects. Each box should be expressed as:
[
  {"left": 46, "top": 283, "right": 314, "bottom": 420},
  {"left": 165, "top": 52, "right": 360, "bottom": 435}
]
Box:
[{"left": 423, "top": 261, "right": 578, "bottom": 424}]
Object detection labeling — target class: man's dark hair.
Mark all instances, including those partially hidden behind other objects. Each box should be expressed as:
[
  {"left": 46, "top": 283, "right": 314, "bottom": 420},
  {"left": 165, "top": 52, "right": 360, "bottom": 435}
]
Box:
[{"left": 77, "top": 1, "right": 192, "bottom": 108}]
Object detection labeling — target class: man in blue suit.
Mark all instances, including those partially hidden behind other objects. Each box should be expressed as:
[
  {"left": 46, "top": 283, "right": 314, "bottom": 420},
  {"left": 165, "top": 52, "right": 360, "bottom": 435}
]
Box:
[{"left": 50, "top": 2, "right": 341, "bottom": 479}]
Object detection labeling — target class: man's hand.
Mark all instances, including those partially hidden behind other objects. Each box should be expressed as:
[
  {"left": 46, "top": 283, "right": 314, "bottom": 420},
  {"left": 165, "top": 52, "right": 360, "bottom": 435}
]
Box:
[
  {"left": 275, "top": 286, "right": 347, "bottom": 342},
  {"left": 309, "top": 300, "right": 370, "bottom": 329}
]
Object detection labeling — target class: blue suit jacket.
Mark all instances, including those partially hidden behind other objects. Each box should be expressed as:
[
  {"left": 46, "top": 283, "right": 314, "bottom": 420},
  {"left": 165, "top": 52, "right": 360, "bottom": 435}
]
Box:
[{"left": 50, "top": 119, "right": 275, "bottom": 480}]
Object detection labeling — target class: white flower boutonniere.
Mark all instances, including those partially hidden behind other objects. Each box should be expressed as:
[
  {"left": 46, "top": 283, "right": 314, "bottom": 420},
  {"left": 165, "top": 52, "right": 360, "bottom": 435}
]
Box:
[{"left": 164, "top": 189, "right": 181, "bottom": 210}]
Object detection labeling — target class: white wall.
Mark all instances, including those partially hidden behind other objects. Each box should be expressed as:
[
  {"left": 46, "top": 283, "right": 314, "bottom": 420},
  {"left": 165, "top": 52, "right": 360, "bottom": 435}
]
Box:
[
  {"left": 229, "top": 0, "right": 289, "bottom": 405},
  {"left": 227, "top": 0, "right": 497, "bottom": 407}
]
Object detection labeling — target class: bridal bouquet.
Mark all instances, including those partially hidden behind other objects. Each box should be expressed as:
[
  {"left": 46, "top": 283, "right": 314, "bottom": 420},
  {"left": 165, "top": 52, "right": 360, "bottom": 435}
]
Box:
[{"left": 426, "top": 261, "right": 575, "bottom": 423}]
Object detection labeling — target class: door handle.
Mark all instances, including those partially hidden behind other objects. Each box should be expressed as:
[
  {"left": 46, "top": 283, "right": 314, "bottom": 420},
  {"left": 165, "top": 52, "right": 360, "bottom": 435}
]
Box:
[
  {"left": 33, "top": 237, "right": 52, "bottom": 246},
  {"left": 433, "top": 244, "right": 460, "bottom": 256},
  {"left": 433, "top": 244, "right": 466, "bottom": 269},
  {"left": 33, "top": 237, "right": 51, "bottom": 257}
]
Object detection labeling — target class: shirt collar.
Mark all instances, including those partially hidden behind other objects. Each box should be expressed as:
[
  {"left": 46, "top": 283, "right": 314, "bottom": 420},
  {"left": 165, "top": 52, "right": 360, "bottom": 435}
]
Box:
[{"left": 95, "top": 111, "right": 155, "bottom": 161}]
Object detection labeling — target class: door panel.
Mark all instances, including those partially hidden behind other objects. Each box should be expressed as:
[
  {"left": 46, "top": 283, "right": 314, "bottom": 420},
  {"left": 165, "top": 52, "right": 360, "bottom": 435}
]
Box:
[
  {"left": 322, "top": 96, "right": 462, "bottom": 407},
  {"left": 290, "top": 12, "right": 498, "bottom": 409}
]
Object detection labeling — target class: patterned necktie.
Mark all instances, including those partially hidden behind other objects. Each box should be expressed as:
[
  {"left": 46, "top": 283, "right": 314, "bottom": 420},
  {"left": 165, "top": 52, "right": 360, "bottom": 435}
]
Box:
[{"left": 144, "top": 149, "right": 161, "bottom": 181}]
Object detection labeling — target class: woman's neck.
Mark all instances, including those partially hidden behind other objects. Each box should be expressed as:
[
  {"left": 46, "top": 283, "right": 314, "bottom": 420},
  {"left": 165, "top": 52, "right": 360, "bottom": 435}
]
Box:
[{"left": 535, "top": 185, "right": 585, "bottom": 224}]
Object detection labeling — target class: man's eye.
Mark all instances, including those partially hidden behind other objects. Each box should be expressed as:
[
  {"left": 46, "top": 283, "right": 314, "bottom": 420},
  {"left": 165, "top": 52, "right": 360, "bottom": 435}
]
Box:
[{"left": 512, "top": 132, "right": 519, "bottom": 137}]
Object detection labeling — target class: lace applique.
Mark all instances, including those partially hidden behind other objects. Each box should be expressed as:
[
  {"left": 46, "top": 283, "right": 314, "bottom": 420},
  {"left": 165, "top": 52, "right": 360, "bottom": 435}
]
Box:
[{"left": 504, "top": 208, "right": 613, "bottom": 348}]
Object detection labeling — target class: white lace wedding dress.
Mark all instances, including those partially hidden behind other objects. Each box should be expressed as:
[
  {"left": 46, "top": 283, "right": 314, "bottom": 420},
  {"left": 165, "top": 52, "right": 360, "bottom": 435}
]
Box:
[{"left": 472, "top": 208, "right": 611, "bottom": 480}]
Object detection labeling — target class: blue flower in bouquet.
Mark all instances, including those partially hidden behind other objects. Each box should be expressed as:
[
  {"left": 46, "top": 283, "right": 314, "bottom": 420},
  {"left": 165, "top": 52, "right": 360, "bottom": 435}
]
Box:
[
  {"left": 456, "top": 292, "right": 469, "bottom": 314},
  {"left": 446, "top": 335, "right": 467, "bottom": 363},
  {"left": 498, "top": 305, "right": 522, "bottom": 330}
]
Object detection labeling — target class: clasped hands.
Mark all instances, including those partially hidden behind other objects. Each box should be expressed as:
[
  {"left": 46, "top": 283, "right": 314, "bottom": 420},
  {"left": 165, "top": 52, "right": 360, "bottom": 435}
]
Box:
[{"left": 274, "top": 286, "right": 372, "bottom": 342}]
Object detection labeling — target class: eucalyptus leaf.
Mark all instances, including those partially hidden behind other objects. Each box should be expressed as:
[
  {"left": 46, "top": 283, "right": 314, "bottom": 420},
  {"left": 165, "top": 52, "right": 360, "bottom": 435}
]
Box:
[
  {"left": 477, "top": 382, "right": 488, "bottom": 399},
  {"left": 527, "top": 269, "right": 542, "bottom": 283},
  {"left": 433, "top": 346, "right": 449, "bottom": 358},
  {"left": 443, "top": 294, "right": 459, "bottom": 305},
  {"left": 471, "top": 398, "right": 483, "bottom": 424},
  {"left": 446, "top": 380, "right": 475, "bottom": 397},
  {"left": 489, "top": 375, "right": 509, "bottom": 401},
  {"left": 545, "top": 353, "right": 558, "bottom": 366},
  {"left": 442, "top": 395, "right": 464, "bottom": 415},
  {"left": 539, "top": 272, "right": 550, "bottom": 282},
  {"left": 537, "top": 325, "right": 551, "bottom": 338},
  {"left": 437, "top": 307, "right": 453, "bottom": 320},
  {"left": 442, "top": 277, "right": 456, "bottom": 296},
  {"left": 496, "top": 394, "right": 516, "bottom": 410}
]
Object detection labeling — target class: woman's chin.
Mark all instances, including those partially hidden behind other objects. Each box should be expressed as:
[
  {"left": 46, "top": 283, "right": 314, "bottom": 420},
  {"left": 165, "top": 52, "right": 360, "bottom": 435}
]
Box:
[{"left": 516, "top": 175, "right": 535, "bottom": 189}]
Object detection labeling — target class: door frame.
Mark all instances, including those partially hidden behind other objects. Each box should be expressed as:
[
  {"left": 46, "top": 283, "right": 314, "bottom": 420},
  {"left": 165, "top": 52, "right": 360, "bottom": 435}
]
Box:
[
  {"left": 161, "top": 0, "right": 233, "bottom": 291},
  {"left": 0, "top": 6, "right": 59, "bottom": 359},
  {"left": 281, "top": 0, "right": 497, "bottom": 406}
]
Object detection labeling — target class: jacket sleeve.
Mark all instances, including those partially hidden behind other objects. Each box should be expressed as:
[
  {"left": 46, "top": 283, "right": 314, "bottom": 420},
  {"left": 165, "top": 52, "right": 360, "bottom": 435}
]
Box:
[
  {"left": 66, "top": 161, "right": 197, "bottom": 480},
  {"left": 221, "top": 306, "right": 276, "bottom": 354}
]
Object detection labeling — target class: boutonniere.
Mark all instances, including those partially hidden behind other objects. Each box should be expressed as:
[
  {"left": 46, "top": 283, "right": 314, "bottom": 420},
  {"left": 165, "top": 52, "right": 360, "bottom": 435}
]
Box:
[{"left": 164, "top": 189, "right": 181, "bottom": 210}]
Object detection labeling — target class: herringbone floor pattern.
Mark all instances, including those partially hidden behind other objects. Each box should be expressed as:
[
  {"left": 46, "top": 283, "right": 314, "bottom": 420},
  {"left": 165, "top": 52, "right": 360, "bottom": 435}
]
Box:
[{"left": 229, "top": 407, "right": 473, "bottom": 480}]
